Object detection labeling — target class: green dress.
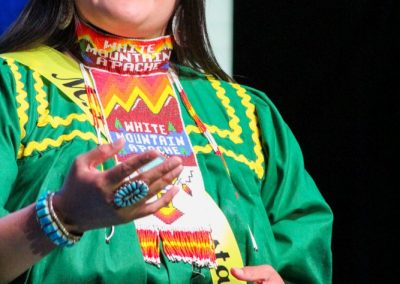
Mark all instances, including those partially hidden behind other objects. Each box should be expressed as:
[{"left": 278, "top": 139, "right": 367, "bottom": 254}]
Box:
[{"left": 0, "top": 47, "right": 333, "bottom": 283}]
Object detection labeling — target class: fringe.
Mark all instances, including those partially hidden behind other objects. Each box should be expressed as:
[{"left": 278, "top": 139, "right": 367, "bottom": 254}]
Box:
[
  {"left": 136, "top": 226, "right": 217, "bottom": 269},
  {"left": 137, "top": 228, "right": 161, "bottom": 267}
]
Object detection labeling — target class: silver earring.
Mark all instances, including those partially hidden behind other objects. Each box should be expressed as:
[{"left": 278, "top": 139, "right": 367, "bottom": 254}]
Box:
[{"left": 59, "top": 0, "right": 74, "bottom": 30}]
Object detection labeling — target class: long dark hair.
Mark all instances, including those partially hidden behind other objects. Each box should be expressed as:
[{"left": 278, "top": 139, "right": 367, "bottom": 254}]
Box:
[{"left": 0, "top": 0, "right": 231, "bottom": 81}]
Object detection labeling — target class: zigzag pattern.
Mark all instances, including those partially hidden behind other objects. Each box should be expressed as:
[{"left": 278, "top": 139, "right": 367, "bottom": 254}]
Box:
[
  {"left": 22, "top": 130, "right": 98, "bottom": 156},
  {"left": 33, "top": 71, "right": 89, "bottom": 128},
  {"left": 93, "top": 72, "right": 173, "bottom": 116},
  {"left": 185, "top": 78, "right": 265, "bottom": 179},
  {"left": 231, "top": 83, "right": 265, "bottom": 178},
  {"left": 186, "top": 76, "right": 243, "bottom": 144},
  {"left": 8, "top": 59, "right": 29, "bottom": 142}
]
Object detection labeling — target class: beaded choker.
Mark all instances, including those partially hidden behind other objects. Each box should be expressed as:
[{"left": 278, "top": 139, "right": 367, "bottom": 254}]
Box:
[{"left": 75, "top": 19, "right": 173, "bottom": 76}]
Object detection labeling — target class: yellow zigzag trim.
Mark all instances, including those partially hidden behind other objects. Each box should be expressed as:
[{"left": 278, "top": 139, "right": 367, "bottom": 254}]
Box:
[
  {"left": 33, "top": 71, "right": 89, "bottom": 128},
  {"left": 22, "top": 130, "right": 98, "bottom": 157},
  {"left": 193, "top": 144, "right": 264, "bottom": 178},
  {"left": 186, "top": 76, "right": 243, "bottom": 144},
  {"left": 18, "top": 145, "right": 25, "bottom": 159},
  {"left": 34, "top": 71, "right": 49, "bottom": 123},
  {"left": 230, "top": 83, "right": 264, "bottom": 178},
  {"left": 189, "top": 82, "right": 265, "bottom": 179},
  {"left": 104, "top": 85, "right": 173, "bottom": 116},
  {"left": 8, "top": 59, "right": 29, "bottom": 141}
]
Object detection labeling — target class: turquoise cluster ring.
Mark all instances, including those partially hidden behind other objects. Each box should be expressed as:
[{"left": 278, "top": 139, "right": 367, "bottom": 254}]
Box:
[{"left": 114, "top": 180, "right": 149, "bottom": 208}]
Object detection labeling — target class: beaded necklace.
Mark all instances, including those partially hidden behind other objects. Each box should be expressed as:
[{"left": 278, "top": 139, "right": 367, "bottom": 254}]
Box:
[
  {"left": 76, "top": 19, "right": 230, "bottom": 252},
  {"left": 80, "top": 63, "right": 232, "bottom": 244},
  {"left": 80, "top": 64, "right": 230, "bottom": 176}
]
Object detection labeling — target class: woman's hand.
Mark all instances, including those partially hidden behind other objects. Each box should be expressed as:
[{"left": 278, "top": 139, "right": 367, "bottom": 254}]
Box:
[
  {"left": 231, "top": 265, "right": 284, "bottom": 284},
  {"left": 53, "top": 139, "right": 183, "bottom": 233}
]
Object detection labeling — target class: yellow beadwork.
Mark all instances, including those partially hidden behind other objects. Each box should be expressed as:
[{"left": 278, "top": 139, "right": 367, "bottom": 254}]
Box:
[{"left": 103, "top": 84, "right": 173, "bottom": 117}]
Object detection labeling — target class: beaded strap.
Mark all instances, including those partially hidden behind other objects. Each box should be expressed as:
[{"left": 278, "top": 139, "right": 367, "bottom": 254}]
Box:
[{"left": 36, "top": 192, "right": 83, "bottom": 247}]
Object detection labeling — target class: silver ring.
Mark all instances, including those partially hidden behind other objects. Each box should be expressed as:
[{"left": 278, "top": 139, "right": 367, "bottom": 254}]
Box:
[{"left": 114, "top": 180, "right": 149, "bottom": 208}]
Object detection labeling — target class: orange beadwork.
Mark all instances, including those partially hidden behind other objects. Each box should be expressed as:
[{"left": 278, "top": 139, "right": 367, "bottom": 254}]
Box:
[
  {"left": 136, "top": 228, "right": 217, "bottom": 268},
  {"left": 160, "top": 229, "right": 217, "bottom": 268},
  {"left": 137, "top": 228, "right": 161, "bottom": 266}
]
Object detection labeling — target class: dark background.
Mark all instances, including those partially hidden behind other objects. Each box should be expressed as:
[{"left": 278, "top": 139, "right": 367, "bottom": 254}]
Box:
[
  {"left": 234, "top": 0, "right": 398, "bottom": 283},
  {"left": 1, "top": 1, "right": 398, "bottom": 283}
]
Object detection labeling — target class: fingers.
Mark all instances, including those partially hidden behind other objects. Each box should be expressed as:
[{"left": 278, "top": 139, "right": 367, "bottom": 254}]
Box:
[
  {"left": 78, "top": 139, "right": 125, "bottom": 168},
  {"left": 137, "top": 156, "right": 183, "bottom": 187},
  {"left": 231, "top": 265, "right": 282, "bottom": 283},
  {"left": 141, "top": 162, "right": 183, "bottom": 202},
  {"left": 103, "top": 150, "right": 161, "bottom": 185},
  {"left": 80, "top": 145, "right": 183, "bottom": 224},
  {"left": 231, "top": 267, "right": 260, "bottom": 281},
  {"left": 140, "top": 186, "right": 180, "bottom": 216},
  {"left": 116, "top": 155, "right": 183, "bottom": 205}
]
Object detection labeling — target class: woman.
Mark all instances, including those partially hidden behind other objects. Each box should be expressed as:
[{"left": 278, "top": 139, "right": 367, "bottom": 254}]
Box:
[{"left": 0, "top": 0, "right": 333, "bottom": 283}]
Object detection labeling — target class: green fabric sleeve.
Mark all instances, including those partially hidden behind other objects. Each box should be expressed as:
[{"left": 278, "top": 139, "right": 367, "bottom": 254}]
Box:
[
  {"left": 251, "top": 87, "right": 333, "bottom": 283},
  {"left": 0, "top": 59, "right": 20, "bottom": 217}
]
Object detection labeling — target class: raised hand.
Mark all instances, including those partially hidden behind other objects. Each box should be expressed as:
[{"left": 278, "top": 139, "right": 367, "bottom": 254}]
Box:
[{"left": 52, "top": 139, "right": 183, "bottom": 233}]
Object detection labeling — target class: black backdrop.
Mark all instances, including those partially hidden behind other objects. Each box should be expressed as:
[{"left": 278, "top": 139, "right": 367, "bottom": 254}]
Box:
[{"left": 233, "top": 1, "right": 398, "bottom": 283}]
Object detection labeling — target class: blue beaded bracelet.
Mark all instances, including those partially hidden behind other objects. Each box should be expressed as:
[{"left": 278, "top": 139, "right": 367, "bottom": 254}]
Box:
[{"left": 36, "top": 192, "right": 82, "bottom": 247}]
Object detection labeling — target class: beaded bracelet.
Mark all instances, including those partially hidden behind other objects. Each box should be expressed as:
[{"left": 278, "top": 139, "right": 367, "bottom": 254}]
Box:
[{"left": 36, "top": 192, "right": 83, "bottom": 247}]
